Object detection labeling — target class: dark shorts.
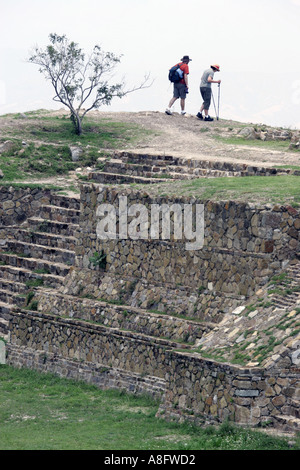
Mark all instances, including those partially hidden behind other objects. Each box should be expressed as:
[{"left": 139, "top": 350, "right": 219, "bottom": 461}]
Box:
[
  {"left": 200, "top": 86, "right": 212, "bottom": 109},
  {"left": 174, "top": 82, "right": 187, "bottom": 99}
]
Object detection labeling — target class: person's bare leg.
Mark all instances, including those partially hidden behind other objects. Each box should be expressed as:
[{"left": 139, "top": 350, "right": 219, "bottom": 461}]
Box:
[{"left": 168, "top": 97, "right": 177, "bottom": 108}]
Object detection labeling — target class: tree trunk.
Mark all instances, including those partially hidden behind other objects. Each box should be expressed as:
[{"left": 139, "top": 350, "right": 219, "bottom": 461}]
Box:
[
  {"left": 76, "top": 118, "right": 83, "bottom": 136},
  {"left": 70, "top": 111, "right": 83, "bottom": 135}
]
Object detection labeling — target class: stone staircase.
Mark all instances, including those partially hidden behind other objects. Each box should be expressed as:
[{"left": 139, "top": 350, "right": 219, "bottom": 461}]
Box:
[
  {"left": 0, "top": 191, "right": 213, "bottom": 352},
  {"left": 0, "top": 194, "right": 81, "bottom": 341},
  {"left": 35, "top": 288, "right": 215, "bottom": 346},
  {"left": 87, "top": 151, "right": 289, "bottom": 184},
  {"left": 269, "top": 262, "right": 300, "bottom": 309},
  {"left": 0, "top": 190, "right": 218, "bottom": 403}
]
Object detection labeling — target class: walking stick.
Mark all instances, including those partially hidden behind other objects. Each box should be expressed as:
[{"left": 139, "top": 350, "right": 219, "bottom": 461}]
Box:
[
  {"left": 217, "top": 83, "right": 220, "bottom": 120},
  {"left": 211, "top": 89, "right": 217, "bottom": 120}
]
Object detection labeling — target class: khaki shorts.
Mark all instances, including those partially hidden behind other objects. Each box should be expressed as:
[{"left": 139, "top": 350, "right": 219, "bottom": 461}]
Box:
[
  {"left": 174, "top": 83, "right": 187, "bottom": 99},
  {"left": 200, "top": 86, "right": 212, "bottom": 109}
]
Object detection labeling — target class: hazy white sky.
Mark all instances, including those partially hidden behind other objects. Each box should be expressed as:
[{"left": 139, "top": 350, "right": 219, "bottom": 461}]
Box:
[{"left": 1, "top": 0, "right": 300, "bottom": 129}]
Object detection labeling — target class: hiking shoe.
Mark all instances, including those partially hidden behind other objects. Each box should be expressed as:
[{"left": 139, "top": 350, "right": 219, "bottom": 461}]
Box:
[
  {"left": 204, "top": 116, "right": 214, "bottom": 121},
  {"left": 196, "top": 112, "right": 203, "bottom": 120},
  {"left": 181, "top": 111, "right": 186, "bottom": 115},
  {"left": 165, "top": 109, "right": 172, "bottom": 115}
]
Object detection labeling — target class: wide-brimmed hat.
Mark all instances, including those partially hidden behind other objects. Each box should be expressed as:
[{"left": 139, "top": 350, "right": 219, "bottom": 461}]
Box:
[
  {"left": 211, "top": 64, "right": 220, "bottom": 71},
  {"left": 181, "top": 56, "right": 192, "bottom": 62}
]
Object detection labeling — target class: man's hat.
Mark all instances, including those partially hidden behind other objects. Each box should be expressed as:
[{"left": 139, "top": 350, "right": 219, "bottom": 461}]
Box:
[
  {"left": 181, "top": 56, "right": 192, "bottom": 62},
  {"left": 211, "top": 64, "right": 220, "bottom": 71}
]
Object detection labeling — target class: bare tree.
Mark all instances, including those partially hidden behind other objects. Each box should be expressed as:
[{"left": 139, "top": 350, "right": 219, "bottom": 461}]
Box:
[{"left": 28, "top": 33, "right": 152, "bottom": 135}]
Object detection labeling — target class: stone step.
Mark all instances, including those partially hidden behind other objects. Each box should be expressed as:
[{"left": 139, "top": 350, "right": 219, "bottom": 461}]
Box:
[
  {"left": 0, "top": 316, "right": 10, "bottom": 339},
  {"left": 104, "top": 159, "right": 192, "bottom": 174},
  {"left": 0, "top": 300, "right": 14, "bottom": 316},
  {"left": 287, "top": 273, "right": 300, "bottom": 283},
  {"left": 289, "top": 280, "right": 300, "bottom": 288},
  {"left": 102, "top": 162, "right": 190, "bottom": 179},
  {"left": 38, "top": 205, "right": 81, "bottom": 224},
  {"left": 282, "top": 399, "right": 300, "bottom": 419},
  {"left": 0, "top": 301, "right": 14, "bottom": 339},
  {"left": 274, "top": 414, "right": 300, "bottom": 433},
  {"left": 0, "top": 278, "right": 28, "bottom": 294},
  {"left": 88, "top": 171, "right": 174, "bottom": 185},
  {"left": 36, "top": 290, "right": 214, "bottom": 345},
  {"left": 5, "top": 228, "right": 77, "bottom": 251},
  {"left": 119, "top": 153, "right": 182, "bottom": 167},
  {"left": 26, "top": 217, "right": 79, "bottom": 237},
  {"left": 287, "top": 262, "right": 300, "bottom": 273},
  {"left": 103, "top": 160, "right": 240, "bottom": 179},
  {"left": 113, "top": 152, "right": 287, "bottom": 175},
  {"left": 89, "top": 161, "right": 292, "bottom": 186},
  {"left": 0, "top": 253, "right": 71, "bottom": 278},
  {"left": 289, "top": 275, "right": 300, "bottom": 282},
  {"left": 16, "top": 307, "right": 192, "bottom": 352},
  {"left": 49, "top": 194, "right": 80, "bottom": 211},
  {"left": 116, "top": 152, "right": 227, "bottom": 169},
  {"left": 4, "top": 240, "right": 75, "bottom": 265},
  {"left": 0, "top": 288, "right": 26, "bottom": 306},
  {"left": 0, "top": 265, "right": 65, "bottom": 288},
  {"left": 271, "top": 293, "right": 300, "bottom": 308}
]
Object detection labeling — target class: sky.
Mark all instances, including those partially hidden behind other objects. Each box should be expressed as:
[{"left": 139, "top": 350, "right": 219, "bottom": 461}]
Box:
[{"left": 1, "top": 0, "right": 300, "bottom": 129}]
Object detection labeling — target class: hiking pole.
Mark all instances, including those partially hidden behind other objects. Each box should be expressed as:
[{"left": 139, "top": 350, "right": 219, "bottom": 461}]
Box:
[
  {"left": 217, "top": 83, "right": 220, "bottom": 120},
  {"left": 211, "top": 89, "right": 218, "bottom": 120}
]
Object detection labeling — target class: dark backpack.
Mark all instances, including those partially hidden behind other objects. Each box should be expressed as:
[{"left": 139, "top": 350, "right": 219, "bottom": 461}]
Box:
[{"left": 168, "top": 63, "right": 183, "bottom": 83}]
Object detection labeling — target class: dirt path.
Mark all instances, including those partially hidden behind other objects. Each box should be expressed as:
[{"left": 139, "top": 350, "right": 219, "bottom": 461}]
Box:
[
  {"left": 98, "top": 110, "right": 300, "bottom": 168},
  {"left": 1, "top": 109, "right": 299, "bottom": 170}
]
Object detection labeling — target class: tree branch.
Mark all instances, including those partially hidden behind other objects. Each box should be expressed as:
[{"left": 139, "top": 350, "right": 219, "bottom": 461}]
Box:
[{"left": 28, "top": 34, "right": 153, "bottom": 135}]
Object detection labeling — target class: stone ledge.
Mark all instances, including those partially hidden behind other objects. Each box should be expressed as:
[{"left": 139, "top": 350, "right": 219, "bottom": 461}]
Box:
[
  {"left": 35, "top": 289, "right": 214, "bottom": 344},
  {"left": 6, "top": 343, "right": 166, "bottom": 400}
]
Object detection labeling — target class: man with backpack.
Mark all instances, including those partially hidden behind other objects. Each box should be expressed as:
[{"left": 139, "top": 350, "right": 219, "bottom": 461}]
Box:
[
  {"left": 196, "top": 64, "right": 221, "bottom": 121},
  {"left": 165, "top": 56, "right": 191, "bottom": 116}
]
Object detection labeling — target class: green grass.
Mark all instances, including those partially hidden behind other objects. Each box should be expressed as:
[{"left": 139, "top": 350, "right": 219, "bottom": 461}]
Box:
[
  {"left": 27, "top": 115, "right": 150, "bottom": 148},
  {"left": 0, "top": 112, "right": 153, "bottom": 182},
  {"left": 185, "top": 175, "right": 300, "bottom": 204},
  {"left": 0, "top": 365, "right": 298, "bottom": 450},
  {"left": 135, "top": 175, "right": 300, "bottom": 206},
  {"left": 1, "top": 111, "right": 152, "bottom": 148},
  {"left": 213, "top": 134, "right": 291, "bottom": 151},
  {"left": 0, "top": 140, "right": 74, "bottom": 181}
]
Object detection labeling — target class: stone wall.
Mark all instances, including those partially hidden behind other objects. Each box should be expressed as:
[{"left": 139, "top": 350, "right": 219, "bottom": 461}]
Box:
[
  {"left": 0, "top": 186, "right": 52, "bottom": 227},
  {"left": 2, "top": 185, "right": 299, "bottom": 430},
  {"left": 158, "top": 352, "right": 299, "bottom": 428},
  {"left": 0, "top": 186, "right": 79, "bottom": 227},
  {"left": 75, "top": 185, "right": 299, "bottom": 299},
  {"left": 6, "top": 344, "right": 166, "bottom": 400},
  {"left": 7, "top": 309, "right": 172, "bottom": 379},
  {"left": 60, "top": 267, "right": 244, "bottom": 323},
  {"left": 6, "top": 308, "right": 299, "bottom": 429},
  {"left": 36, "top": 289, "right": 214, "bottom": 344}
]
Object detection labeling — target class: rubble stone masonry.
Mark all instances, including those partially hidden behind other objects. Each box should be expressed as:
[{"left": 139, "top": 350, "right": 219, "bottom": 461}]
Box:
[
  {"left": 1, "top": 185, "right": 299, "bottom": 430},
  {"left": 76, "top": 184, "right": 299, "bottom": 297}
]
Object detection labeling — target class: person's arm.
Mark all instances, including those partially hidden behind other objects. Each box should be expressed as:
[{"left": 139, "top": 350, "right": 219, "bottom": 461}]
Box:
[
  {"left": 184, "top": 73, "right": 188, "bottom": 87},
  {"left": 208, "top": 76, "right": 221, "bottom": 84}
]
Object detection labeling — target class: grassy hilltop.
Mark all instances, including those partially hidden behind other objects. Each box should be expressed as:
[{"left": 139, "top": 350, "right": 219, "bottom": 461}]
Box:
[{"left": 0, "top": 108, "right": 299, "bottom": 207}]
